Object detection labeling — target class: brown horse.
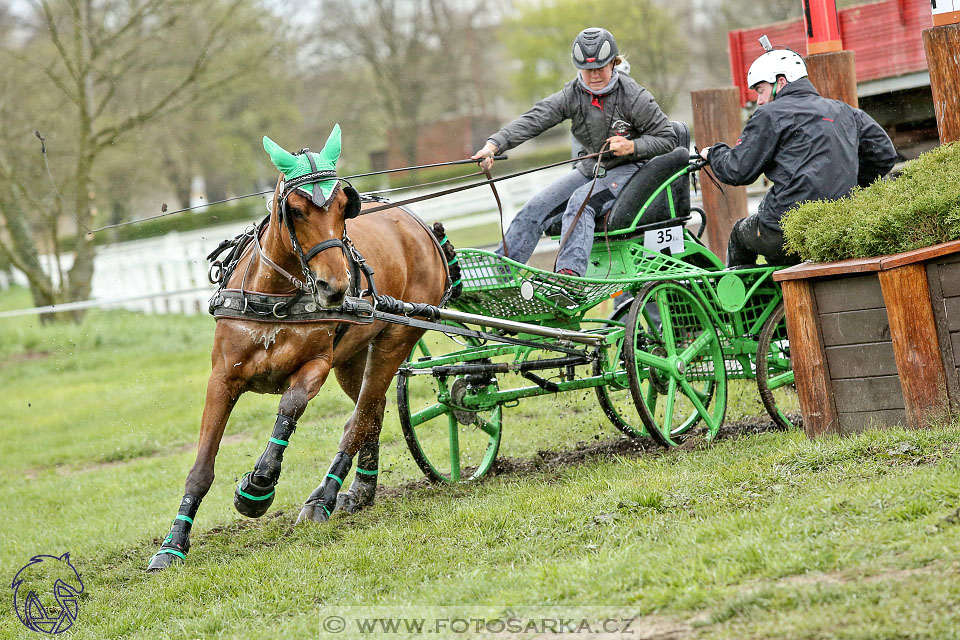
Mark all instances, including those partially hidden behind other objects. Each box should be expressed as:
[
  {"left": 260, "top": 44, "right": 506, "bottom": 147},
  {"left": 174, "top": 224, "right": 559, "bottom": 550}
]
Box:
[{"left": 148, "top": 133, "right": 455, "bottom": 570}]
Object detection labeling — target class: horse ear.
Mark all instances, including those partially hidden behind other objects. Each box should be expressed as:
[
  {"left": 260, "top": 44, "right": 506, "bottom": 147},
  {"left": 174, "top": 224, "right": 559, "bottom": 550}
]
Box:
[
  {"left": 262, "top": 136, "right": 300, "bottom": 175},
  {"left": 318, "top": 124, "right": 342, "bottom": 167}
]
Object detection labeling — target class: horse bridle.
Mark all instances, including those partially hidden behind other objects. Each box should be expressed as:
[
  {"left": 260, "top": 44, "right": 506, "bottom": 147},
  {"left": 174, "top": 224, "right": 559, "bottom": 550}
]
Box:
[{"left": 269, "top": 152, "right": 363, "bottom": 308}]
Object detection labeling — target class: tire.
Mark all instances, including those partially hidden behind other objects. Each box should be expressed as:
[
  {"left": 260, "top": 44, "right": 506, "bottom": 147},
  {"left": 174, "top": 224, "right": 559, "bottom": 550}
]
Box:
[
  {"left": 756, "top": 302, "right": 801, "bottom": 430},
  {"left": 625, "top": 281, "right": 726, "bottom": 447},
  {"left": 397, "top": 336, "right": 502, "bottom": 483},
  {"left": 593, "top": 303, "right": 648, "bottom": 437}
]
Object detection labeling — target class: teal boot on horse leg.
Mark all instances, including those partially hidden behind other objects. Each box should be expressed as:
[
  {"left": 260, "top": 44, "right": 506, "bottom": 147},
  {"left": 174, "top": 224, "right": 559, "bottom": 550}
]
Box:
[
  {"left": 297, "top": 451, "right": 353, "bottom": 523},
  {"left": 337, "top": 441, "right": 379, "bottom": 514},
  {"left": 234, "top": 414, "right": 297, "bottom": 517},
  {"left": 148, "top": 494, "right": 201, "bottom": 570}
]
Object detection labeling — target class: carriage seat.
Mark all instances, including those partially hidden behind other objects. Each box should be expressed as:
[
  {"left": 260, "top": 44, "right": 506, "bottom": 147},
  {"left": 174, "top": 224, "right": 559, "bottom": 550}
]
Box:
[{"left": 546, "top": 121, "right": 691, "bottom": 237}]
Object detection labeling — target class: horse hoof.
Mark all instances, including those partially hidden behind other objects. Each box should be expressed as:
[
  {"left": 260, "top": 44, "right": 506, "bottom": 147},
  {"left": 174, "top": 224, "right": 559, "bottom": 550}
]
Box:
[
  {"left": 234, "top": 474, "right": 276, "bottom": 518},
  {"left": 147, "top": 551, "right": 184, "bottom": 572},
  {"left": 336, "top": 491, "right": 374, "bottom": 514},
  {"left": 296, "top": 502, "right": 331, "bottom": 524}
]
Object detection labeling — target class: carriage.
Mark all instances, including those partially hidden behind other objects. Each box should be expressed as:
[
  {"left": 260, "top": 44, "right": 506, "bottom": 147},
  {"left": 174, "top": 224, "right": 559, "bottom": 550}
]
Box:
[
  {"left": 150, "top": 123, "right": 798, "bottom": 569},
  {"left": 394, "top": 122, "right": 799, "bottom": 482}
]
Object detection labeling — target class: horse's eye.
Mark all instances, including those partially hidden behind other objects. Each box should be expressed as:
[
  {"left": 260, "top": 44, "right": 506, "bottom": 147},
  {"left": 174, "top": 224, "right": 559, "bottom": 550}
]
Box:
[{"left": 290, "top": 207, "right": 306, "bottom": 219}]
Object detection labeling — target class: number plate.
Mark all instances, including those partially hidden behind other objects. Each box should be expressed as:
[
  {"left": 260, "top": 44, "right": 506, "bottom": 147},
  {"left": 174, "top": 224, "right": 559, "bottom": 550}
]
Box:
[{"left": 643, "top": 225, "right": 684, "bottom": 254}]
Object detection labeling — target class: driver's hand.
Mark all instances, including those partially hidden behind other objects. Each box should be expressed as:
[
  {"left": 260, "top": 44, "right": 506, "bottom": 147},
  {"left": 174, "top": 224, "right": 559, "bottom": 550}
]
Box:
[
  {"left": 699, "top": 146, "right": 711, "bottom": 160},
  {"left": 471, "top": 141, "right": 498, "bottom": 171},
  {"left": 606, "top": 135, "right": 634, "bottom": 157}
]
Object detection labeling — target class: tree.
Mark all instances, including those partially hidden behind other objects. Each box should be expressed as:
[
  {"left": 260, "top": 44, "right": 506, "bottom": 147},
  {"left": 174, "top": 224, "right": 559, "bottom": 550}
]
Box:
[
  {"left": 315, "top": 0, "right": 505, "bottom": 165},
  {"left": 0, "top": 0, "right": 285, "bottom": 319},
  {"left": 502, "top": 0, "right": 689, "bottom": 113}
]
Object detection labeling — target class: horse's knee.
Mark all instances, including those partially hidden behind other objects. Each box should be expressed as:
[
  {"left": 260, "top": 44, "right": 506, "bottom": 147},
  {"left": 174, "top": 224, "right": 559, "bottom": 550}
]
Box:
[
  {"left": 278, "top": 388, "right": 309, "bottom": 419},
  {"left": 185, "top": 466, "right": 215, "bottom": 497}
]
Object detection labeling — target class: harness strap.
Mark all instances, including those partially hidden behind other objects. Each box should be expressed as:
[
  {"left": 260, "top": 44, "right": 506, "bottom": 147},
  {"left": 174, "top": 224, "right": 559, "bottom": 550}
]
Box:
[
  {"left": 556, "top": 141, "right": 612, "bottom": 268},
  {"left": 303, "top": 238, "right": 346, "bottom": 263},
  {"left": 482, "top": 166, "right": 509, "bottom": 259},
  {"left": 356, "top": 150, "right": 611, "bottom": 216}
]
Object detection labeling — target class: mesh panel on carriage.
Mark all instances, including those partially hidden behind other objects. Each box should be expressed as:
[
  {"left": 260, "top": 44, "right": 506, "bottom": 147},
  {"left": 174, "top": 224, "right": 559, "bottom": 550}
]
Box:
[{"left": 545, "top": 122, "right": 691, "bottom": 237}]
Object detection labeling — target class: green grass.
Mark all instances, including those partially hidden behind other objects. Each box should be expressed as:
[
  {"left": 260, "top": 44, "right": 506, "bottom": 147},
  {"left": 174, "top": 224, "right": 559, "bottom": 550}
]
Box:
[{"left": 1, "top": 287, "right": 958, "bottom": 639}]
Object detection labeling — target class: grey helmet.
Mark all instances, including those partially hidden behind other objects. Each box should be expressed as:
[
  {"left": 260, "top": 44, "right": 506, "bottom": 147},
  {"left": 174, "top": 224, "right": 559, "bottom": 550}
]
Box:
[{"left": 572, "top": 28, "right": 618, "bottom": 70}]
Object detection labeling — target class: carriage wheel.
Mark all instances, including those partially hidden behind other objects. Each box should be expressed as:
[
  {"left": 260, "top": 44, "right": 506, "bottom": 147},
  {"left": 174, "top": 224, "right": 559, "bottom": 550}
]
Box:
[
  {"left": 593, "top": 302, "right": 648, "bottom": 438},
  {"left": 625, "top": 281, "right": 726, "bottom": 447},
  {"left": 756, "top": 302, "right": 801, "bottom": 431},
  {"left": 397, "top": 337, "right": 502, "bottom": 484}
]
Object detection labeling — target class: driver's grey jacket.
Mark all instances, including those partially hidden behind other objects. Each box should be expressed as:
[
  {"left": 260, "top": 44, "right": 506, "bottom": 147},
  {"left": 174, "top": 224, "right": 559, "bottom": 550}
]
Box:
[
  {"left": 709, "top": 78, "right": 897, "bottom": 231},
  {"left": 486, "top": 74, "right": 676, "bottom": 177}
]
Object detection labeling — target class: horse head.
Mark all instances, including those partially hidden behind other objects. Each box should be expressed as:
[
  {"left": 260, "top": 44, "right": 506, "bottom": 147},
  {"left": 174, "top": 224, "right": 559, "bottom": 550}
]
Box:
[{"left": 263, "top": 126, "right": 361, "bottom": 309}]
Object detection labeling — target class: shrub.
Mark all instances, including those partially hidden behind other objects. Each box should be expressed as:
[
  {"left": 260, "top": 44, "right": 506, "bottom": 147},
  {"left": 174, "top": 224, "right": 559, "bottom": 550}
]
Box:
[{"left": 781, "top": 142, "right": 960, "bottom": 263}]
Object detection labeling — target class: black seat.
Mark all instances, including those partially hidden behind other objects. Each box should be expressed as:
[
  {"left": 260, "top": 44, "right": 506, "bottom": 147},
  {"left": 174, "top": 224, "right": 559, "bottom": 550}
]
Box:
[{"left": 546, "top": 121, "right": 692, "bottom": 237}]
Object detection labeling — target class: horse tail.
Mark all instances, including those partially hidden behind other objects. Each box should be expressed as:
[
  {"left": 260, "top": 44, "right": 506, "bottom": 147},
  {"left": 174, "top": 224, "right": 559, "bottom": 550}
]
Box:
[{"left": 432, "top": 222, "right": 462, "bottom": 300}]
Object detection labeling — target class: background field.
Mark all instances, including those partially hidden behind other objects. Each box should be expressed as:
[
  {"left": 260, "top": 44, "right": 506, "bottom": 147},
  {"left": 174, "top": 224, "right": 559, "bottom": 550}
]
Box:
[{"left": 1, "top": 285, "right": 958, "bottom": 639}]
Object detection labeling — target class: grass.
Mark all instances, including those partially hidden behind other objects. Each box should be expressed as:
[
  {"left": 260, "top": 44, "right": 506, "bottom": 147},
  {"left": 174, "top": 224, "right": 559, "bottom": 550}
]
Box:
[{"left": 0, "top": 286, "right": 958, "bottom": 639}]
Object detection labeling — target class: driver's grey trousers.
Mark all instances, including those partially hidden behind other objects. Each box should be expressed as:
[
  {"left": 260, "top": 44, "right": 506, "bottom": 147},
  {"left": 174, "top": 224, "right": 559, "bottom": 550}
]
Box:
[{"left": 495, "top": 163, "right": 639, "bottom": 276}]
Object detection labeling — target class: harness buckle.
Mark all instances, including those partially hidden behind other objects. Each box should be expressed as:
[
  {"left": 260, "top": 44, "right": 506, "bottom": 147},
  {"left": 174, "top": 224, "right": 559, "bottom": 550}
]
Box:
[{"left": 272, "top": 302, "right": 289, "bottom": 319}]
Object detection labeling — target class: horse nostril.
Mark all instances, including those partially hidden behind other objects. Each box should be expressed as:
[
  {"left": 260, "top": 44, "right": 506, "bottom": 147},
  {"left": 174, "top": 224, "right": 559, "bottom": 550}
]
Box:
[{"left": 316, "top": 279, "right": 347, "bottom": 307}]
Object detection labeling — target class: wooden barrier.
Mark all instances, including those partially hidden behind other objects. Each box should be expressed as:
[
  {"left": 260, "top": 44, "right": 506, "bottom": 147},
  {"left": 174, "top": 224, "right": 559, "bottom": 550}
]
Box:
[
  {"left": 774, "top": 240, "right": 960, "bottom": 436},
  {"left": 805, "top": 50, "right": 858, "bottom": 107},
  {"left": 923, "top": 23, "right": 960, "bottom": 143},
  {"left": 690, "top": 87, "right": 748, "bottom": 263}
]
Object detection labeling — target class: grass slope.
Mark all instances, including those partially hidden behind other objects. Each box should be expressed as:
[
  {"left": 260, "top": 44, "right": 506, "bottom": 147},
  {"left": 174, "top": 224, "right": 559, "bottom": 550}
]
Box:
[{"left": 1, "top": 288, "right": 958, "bottom": 639}]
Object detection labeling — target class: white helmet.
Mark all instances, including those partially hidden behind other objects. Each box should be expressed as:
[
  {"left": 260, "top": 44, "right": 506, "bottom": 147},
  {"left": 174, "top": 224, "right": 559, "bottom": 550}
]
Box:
[{"left": 746, "top": 47, "right": 807, "bottom": 89}]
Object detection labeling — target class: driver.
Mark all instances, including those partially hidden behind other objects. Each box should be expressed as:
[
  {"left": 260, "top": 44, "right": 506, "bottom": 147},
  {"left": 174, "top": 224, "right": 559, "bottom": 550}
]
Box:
[
  {"left": 472, "top": 28, "right": 676, "bottom": 277},
  {"left": 699, "top": 41, "right": 896, "bottom": 267}
]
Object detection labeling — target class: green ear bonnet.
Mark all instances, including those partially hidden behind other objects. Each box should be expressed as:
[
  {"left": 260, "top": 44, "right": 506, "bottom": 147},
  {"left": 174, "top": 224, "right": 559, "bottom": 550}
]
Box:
[{"left": 263, "top": 124, "right": 361, "bottom": 220}]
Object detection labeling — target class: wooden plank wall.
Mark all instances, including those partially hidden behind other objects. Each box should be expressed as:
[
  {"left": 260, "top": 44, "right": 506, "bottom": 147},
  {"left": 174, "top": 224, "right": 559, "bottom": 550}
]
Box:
[
  {"left": 929, "top": 253, "right": 960, "bottom": 404},
  {"left": 814, "top": 274, "right": 906, "bottom": 433}
]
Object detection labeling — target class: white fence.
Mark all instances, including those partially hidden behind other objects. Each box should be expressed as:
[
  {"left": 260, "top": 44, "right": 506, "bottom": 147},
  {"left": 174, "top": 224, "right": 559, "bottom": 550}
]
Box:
[{"left": 2, "top": 166, "right": 572, "bottom": 316}]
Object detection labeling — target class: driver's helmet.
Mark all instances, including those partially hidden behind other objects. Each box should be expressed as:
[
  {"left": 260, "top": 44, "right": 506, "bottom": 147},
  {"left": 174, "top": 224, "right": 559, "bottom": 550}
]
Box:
[
  {"left": 572, "top": 28, "right": 618, "bottom": 69},
  {"left": 747, "top": 48, "right": 807, "bottom": 89}
]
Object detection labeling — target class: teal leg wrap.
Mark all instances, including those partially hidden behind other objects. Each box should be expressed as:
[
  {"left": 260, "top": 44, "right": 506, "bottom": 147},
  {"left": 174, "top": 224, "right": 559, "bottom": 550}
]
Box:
[
  {"left": 148, "top": 494, "right": 201, "bottom": 571},
  {"left": 297, "top": 451, "right": 353, "bottom": 524},
  {"left": 338, "top": 443, "right": 379, "bottom": 514},
  {"left": 234, "top": 414, "right": 296, "bottom": 518}
]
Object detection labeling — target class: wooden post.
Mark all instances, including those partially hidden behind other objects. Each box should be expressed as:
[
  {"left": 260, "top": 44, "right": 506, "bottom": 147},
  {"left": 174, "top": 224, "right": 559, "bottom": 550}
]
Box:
[
  {"left": 805, "top": 51, "right": 858, "bottom": 107},
  {"left": 691, "top": 87, "right": 748, "bottom": 263},
  {"left": 878, "top": 264, "right": 949, "bottom": 428},
  {"left": 923, "top": 23, "right": 960, "bottom": 143},
  {"left": 780, "top": 279, "right": 840, "bottom": 438}
]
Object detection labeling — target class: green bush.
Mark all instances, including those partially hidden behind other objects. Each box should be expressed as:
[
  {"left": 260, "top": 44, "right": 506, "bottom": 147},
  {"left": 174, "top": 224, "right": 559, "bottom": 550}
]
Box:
[{"left": 782, "top": 142, "right": 960, "bottom": 263}]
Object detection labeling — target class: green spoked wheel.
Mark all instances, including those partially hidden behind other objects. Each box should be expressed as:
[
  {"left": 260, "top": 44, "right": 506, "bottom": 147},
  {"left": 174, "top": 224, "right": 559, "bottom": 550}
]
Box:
[
  {"left": 757, "top": 301, "right": 800, "bottom": 431},
  {"left": 397, "top": 337, "right": 502, "bottom": 483},
  {"left": 593, "top": 302, "right": 648, "bottom": 438},
  {"left": 625, "top": 281, "right": 726, "bottom": 447}
]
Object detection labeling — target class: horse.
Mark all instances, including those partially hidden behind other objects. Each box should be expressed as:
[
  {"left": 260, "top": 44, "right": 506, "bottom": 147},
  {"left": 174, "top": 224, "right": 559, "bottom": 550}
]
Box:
[{"left": 148, "top": 126, "right": 459, "bottom": 570}]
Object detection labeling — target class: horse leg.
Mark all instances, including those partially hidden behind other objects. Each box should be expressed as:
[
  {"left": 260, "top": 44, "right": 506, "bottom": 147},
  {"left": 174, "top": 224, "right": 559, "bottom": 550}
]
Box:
[
  {"left": 332, "top": 352, "right": 380, "bottom": 514},
  {"left": 148, "top": 374, "right": 241, "bottom": 571},
  {"left": 298, "top": 329, "right": 419, "bottom": 524},
  {"left": 234, "top": 356, "right": 333, "bottom": 519}
]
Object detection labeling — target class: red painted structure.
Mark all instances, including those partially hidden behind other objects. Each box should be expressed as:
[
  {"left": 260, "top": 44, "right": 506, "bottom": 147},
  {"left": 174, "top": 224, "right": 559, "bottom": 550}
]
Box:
[
  {"left": 804, "top": 0, "right": 843, "bottom": 54},
  {"left": 729, "top": 0, "right": 933, "bottom": 106}
]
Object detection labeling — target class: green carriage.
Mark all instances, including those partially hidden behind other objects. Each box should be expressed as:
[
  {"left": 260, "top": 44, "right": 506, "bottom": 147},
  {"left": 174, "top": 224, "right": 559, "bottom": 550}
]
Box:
[{"left": 396, "top": 129, "right": 798, "bottom": 483}]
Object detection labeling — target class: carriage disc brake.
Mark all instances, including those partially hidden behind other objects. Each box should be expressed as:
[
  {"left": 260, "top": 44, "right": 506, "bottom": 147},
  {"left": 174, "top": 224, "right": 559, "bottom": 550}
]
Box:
[{"left": 449, "top": 378, "right": 496, "bottom": 426}]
